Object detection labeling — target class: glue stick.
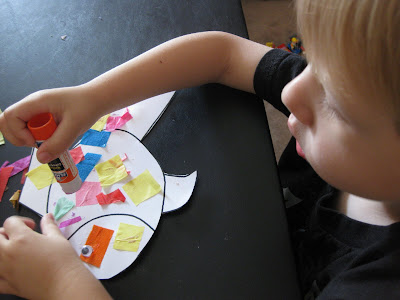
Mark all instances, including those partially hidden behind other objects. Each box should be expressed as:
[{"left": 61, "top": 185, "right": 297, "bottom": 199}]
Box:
[{"left": 28, "top": 113, "right": 82, "bottom": 194}]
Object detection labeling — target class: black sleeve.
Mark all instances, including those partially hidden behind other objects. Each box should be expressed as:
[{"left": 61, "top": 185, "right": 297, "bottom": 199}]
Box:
[
  {"left": 317, "top": 257, "right": 400, "bottom": 300},
  {"left": 253, "top": 49, "right": 307, "bottom": 117},
  {"left": 254, "top": 50, "right": 327, "bottom": 204}
]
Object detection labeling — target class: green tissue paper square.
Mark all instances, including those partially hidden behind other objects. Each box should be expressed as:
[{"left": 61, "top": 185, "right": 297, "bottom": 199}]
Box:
[{"left": 54, "top": 197, "right": 75, "bottom": 221}]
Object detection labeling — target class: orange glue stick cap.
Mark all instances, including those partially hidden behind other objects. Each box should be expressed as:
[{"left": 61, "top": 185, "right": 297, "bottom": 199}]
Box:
[{"left": 27, "top": 113, "right": 57, "bottom": 141}]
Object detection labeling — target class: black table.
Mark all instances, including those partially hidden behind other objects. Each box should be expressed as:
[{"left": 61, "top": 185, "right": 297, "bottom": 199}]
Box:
[{"left": 0, "top": 1, "right": 300, "bottom": 299}]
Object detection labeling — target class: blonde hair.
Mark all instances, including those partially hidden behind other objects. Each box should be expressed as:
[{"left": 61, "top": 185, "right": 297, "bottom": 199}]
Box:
[{"left": 296, "top": 0, "right": 400, "bottom": 131}]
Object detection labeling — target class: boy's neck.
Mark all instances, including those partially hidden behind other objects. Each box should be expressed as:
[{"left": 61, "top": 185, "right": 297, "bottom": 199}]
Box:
[{"left": 337, "top": 192, "right": 400, "bottom": 226}]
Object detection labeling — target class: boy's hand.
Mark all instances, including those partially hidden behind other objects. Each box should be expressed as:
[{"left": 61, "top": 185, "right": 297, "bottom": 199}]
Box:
[
  {"left": 0, "top": 214, "right": 112, "bottom": 300},
  {"left": 0, "top": 214, "right": 82, "bottom": 299},
  {"left": 0, "top": 87, "right": 100, "bottom": 163}
]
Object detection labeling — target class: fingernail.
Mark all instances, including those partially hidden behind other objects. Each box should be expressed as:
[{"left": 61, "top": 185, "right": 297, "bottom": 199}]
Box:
[{"left": 48, "top": 213, "right": 55, "bottom": 222}]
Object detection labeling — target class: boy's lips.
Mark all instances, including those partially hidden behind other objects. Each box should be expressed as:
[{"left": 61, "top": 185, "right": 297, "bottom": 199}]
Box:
[{"left": 296, "top": 140, "right": 306, "bottom": 159}]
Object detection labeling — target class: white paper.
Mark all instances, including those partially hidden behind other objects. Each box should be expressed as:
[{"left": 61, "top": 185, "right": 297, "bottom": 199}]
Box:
[{"left": 20, "top": 92, "right": 197, "bottom": 279}]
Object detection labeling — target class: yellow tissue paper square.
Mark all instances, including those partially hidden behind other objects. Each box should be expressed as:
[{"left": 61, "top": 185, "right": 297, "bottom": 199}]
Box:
[
  {"left": 26, "top": 164, "right": 56, "bottom": 190},
  {"left": 91, "top": 114, "right": 110, "bottom": 131},
  {"left": 95, "top": 155, "right": 128, "bottom": 186},
  {"left": 113, "top": 223, "right": 144, "bottom": 252},
  {"left": 122, "top": 169, "right": 161, "bottom": 206}
]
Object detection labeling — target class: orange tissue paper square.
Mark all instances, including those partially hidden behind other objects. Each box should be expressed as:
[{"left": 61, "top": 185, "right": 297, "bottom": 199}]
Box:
[{"left": 80, "top": 225, "right": 114, "bottom": 268}]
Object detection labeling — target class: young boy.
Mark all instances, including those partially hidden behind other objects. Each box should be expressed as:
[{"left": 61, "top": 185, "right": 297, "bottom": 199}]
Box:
[{"left": 1, "top": 0, "right": 399, "bottom": 298}]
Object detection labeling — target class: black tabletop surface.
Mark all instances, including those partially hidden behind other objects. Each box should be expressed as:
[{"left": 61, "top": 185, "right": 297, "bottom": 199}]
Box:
[{"left": 0, "top": 1, "right": 300, "bottom": 299}]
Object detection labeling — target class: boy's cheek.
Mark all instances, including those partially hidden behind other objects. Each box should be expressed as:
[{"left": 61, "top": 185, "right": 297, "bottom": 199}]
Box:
[{"left": 303, "top": 137, "right": 345, "bottom": 186}]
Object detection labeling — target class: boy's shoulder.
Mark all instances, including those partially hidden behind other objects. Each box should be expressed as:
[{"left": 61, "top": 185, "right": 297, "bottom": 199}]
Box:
[{"left": 297, "top": 191, "right": 400, "bottom": 299}]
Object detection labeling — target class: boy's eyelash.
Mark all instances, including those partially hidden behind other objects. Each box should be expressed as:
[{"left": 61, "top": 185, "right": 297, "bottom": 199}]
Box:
[
  {"left": 328, "top": 106, "right": 341, "bottom": 119},
  {"left": 323, "top": 98, "right": 343, "bottom": 121},
  {"left": 320, "top": 85, "right": 347, "bottom": 122}
]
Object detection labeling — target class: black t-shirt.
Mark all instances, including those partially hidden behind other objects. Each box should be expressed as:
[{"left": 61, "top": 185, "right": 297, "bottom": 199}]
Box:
[{"left": 254, "top": 49, "right": 400, "bottom": 299}]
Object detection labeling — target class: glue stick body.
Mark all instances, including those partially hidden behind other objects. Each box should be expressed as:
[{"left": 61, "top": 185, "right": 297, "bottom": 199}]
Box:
[{"left": 28, "top": 113, "right": 82, "bottom": 194}]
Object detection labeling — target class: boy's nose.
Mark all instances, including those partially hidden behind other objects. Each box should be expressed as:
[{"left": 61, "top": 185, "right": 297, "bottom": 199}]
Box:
[{"left": 281, "top": 67, "right": 315, "bottom": 127}]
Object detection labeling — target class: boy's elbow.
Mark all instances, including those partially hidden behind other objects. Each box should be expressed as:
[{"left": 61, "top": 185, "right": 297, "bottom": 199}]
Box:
[
  {"left": 212, "top": 32, "right": 271, "bottom": 93},
  {"left": 196, "top": 31, "right": 248, "bottom": 85},
  {"left": 182, "top": 31, "right": 240, "bottom": 85}
]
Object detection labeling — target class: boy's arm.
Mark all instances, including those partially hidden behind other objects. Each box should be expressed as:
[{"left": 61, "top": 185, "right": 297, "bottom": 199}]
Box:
[
  {"left": 0, "top": 31, "right": 271, "bottom": 163},
  {"left": 83, "top": 31, "right": 272, "bottom": 113}
]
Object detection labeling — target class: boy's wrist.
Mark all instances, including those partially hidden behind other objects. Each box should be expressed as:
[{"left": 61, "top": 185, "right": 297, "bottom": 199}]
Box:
[
  {"left": 45, "top": 259, "right": 111, "bottom": 300},
  {"left": 74, "top": 84, "right": 108, "bottom": 117},
  {"left": 78, "top": 81, "right": 121, "bottom": 118}
]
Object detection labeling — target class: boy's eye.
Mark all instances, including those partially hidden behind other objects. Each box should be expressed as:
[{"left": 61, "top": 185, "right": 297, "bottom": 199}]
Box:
[
  {"left": 322, "top": 88, "right": 348, "bottom": 122},
  {"left": 327, "top": 106, "right": 341, "bottom": 120},
  {"left": 322, "top": 97, "right": 343, "bottom": 121}
]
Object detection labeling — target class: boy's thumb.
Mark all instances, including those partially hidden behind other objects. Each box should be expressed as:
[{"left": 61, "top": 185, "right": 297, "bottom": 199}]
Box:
[{"left": 40, "top": 213, "right": 63, "bottom": 237}]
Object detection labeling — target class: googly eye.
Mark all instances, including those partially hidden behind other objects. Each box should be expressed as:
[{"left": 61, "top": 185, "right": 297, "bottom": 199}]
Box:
[{"left": 81, "top": 245, "right": 93, "bottom": 257}]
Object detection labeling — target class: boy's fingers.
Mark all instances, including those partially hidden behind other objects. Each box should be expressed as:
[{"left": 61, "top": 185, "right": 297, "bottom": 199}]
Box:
[
  {"left": 0, "top": 231, "right": 7, "bottom": 244},
  {"left": 0, "top": 227, "right": 6, "bottom": 236},
  {"left": 13, "top": 127, "right": 36, "bottom": 148},
  {"left": 2, "top": 216, "right": 35, "bottom": 238},
  {"left": 0, "top": 99, "right": 49, "bottom": 148},
  {"left": 0, "top": 116, "right": 35, "bottom": 148},
  {"left": 23, "top": 218, "right": 36, "bottom": 230},
  {"left": 40, "top": 214, "right": 63, "bottom": 237},
  {"left": 36, "top": 117, "right": 84, "bottom": 164}
]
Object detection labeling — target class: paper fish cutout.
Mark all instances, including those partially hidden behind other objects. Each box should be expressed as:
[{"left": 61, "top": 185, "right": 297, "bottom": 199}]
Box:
[{"left": 19, "top": 92, "right": 197, "bottom": 279}]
